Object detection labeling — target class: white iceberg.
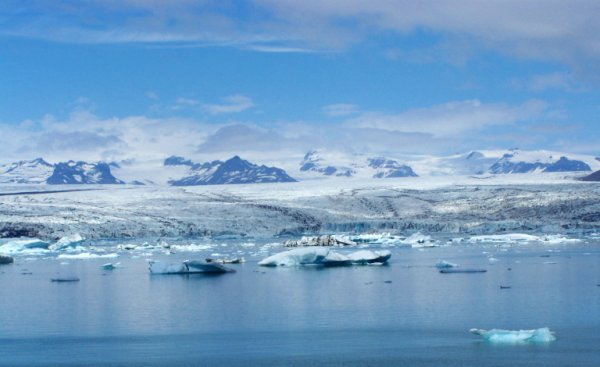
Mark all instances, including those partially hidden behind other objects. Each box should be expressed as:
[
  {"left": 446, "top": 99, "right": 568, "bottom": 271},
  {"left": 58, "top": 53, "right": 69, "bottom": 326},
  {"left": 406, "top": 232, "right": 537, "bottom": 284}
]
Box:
[
  {"left": 49, "top": 234, "right": 85, "bottom": 251},
  {"left": 148, "top": 260, "right": 235, "bottom": 274},
  {"left": 468, "top": 233, "right": 581, "bottom": 245},
  {"left": 470, "top": 327, "right": 556, "bottom": 343},
  {"left": 57, "top": 252, "right": 119, "bottom": 260},
  {"left": 284, "top": 235, "right": 356, "bottom": 247},
  {"left": 258, "top": 248, "right": 391, "bottom": 267},
  {"left": 0, "top": 238, "right": 50, "bottom": 255},
  {"left": 346, "top": 250, "right": 392, "bottom": 265},
  {"left": 259, "top": 247, "right": 329, "bottom": 267},
  {"left": 401, "top": 232, "right": 438, "bottom": 248}
]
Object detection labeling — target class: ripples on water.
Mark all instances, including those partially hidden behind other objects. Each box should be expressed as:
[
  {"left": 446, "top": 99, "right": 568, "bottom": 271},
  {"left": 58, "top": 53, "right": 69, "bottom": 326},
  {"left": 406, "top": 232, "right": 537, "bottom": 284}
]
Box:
[{"left": 0, "top": 238, "right": 599, "bottom": 366}]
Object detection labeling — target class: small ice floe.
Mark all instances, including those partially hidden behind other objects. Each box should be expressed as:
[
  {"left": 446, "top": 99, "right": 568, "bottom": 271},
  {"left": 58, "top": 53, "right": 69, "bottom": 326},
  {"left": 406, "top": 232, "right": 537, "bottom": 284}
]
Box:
[
  {"left": 148, "top": 260, "right": 235, "bottom": 274},
  {"left": 435, "top": 260, "right": 458, "bottom": 269},
  {"left": 439, "top": 268, "right": 486, "bottom": 274},
  {"left": 48, "top": 234, "right": 85, "bottom": 251},
  {"left": 488, "top": 257, "right": 500, "bottom": 264},
  {"left": 0, "top": 238, "right": 50, "bottom": 255},
  {"left": 205, "top": 257, "right": 245, "bottom": 264},
  {"left": 469, "top": 327, "right": 556, "bottom": 343},
  {"left": 169, "top": 244, "right": 212, "bottom": 252},
  {"left": 258, "top": 248, "right": 391, "bottom": 267},
  {"left": 401, "top": 232, "right": 438, "bottom": 248},
  {"left": 57, "top": 253, "right": 119, "bottom": 260},
  {"left": 101, "top": 262, "right": 121, "bottom": 270},
  {"left": 283, "top": 235, "right": 356, "bottom": 247},
  {"left": 0, "top": 254, "right": 14, "bottom": 265},
  {"left": 51, "top": 277, "right": 80, "bottom": 282},
  {"left": 468, "top": 233, "right": 581, "bottom": 245}
]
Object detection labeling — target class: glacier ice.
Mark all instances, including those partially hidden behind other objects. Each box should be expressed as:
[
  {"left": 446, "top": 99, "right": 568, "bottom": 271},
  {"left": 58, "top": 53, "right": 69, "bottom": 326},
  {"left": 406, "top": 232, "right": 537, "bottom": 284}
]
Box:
[
  {"left": 468, "top": 233, "right": 581, "bottom": 245},
  {"left": 57, "top": 252, "right": 119, "bottom": 260},
  {"left": 0, "top": 254, "right": 14, "bottom": 264},
  {"left": 470, "top": 327, "right": 556, "bottom": 343},
  {"left": 283, "top": 235, "right": 356, "bottom": 247},
  {"left": 259, "top": 247, "right": 329, "bottom": 267},
  {"left": 258, "top": 248, "right": 391, "bottom": 267},
  {"left": 49, "top": 234, "right": 85, "bottom": 251},
  {"left": 0, "top": 239, "right": 50, "bottom": 255},
  {"left": 435, "top": 260, "right": 457, "bottom": 269},
  {"left": 148, "top": 260, "right": 235, "bottom": 274}
]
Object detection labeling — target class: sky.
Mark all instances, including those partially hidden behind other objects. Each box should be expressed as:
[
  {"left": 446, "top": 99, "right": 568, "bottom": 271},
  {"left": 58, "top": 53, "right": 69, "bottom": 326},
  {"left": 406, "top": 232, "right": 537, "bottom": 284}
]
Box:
[{"left": 0, "top": 0, "right": 599, "bottom": 163}]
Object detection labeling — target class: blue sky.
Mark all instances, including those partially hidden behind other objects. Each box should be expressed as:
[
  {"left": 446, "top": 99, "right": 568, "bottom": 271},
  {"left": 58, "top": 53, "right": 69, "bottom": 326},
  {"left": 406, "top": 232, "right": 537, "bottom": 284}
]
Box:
[{"left": 0, "top": 1, "right": 599, "bottom": 162}]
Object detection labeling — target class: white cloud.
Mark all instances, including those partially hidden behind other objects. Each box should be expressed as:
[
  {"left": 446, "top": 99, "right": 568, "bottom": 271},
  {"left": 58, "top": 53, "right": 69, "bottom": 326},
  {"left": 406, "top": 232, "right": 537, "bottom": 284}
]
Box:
[
  {"left": 509, "top": 72, "right": 586, "bottom": 92},
  {"left": 3, "top": 1, "right": 600, "bottom": 71},
  {"left": 345, "top": 99, "right": 548, "bottom": 137},
  {"left": 202, "top": 94, "right": 254, "bottom": 115}
]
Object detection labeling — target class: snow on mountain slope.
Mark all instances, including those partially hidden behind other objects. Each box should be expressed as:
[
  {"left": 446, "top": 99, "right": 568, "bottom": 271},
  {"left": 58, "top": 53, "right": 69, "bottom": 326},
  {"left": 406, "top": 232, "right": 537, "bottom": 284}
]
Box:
[
  {"left": 0, "top": 158, "right": 54, "bottom": 184},
  {"left": 409, "top": 149, "right": 600, "bottom": 176},
  {"left": 168, "top": 156, "right": 297, "bottom": 186},
  {"left": 298, "top": 149, "right": 418, "bottom": 179},
  {"left": 47, "top": 161, "right": 124, "bottom": 184}
]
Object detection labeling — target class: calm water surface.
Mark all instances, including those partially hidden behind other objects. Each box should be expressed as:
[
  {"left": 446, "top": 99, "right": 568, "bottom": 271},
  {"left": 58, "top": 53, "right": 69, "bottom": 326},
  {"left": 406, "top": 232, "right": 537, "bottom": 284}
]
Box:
[{"left": 1, "top": 242, "right": 599, "bottom": 366}]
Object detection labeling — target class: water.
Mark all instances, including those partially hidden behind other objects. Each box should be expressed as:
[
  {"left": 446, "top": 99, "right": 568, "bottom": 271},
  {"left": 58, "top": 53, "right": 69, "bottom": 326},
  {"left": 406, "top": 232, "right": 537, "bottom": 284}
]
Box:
[{"left": 1, "top": 242, "right": 599, "bottom": 366}]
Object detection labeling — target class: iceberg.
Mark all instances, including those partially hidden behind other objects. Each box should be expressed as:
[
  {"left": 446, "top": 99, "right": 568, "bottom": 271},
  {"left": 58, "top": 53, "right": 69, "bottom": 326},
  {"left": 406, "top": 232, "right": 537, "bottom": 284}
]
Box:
[
  {"left": 401, "top": 232, "right": 438, "bottom": 248},
  {"left": 346, "top": 250, "right": 392, "bottom": 265},
  {"left": 469, "top": 327, "right": 556, "bottom": 343},
  {"left": 57, "top": 252, "right": 119, "bottom": 260},
  {"left": 149, "top": 260, "right": 235, "bottom": 274},
  {"left": 101, "top": 262, "right": 121, "bottom": 270},
  {"left": 259, "top": 247, "right": 329, "bottom": 267},
  {"left": 0, "top": 254, "right": 14, "bottom": 264},
  {"left": 435, "top": 260, "right": 458, "bottom": 269},
  {"left": 49, "top": 234, "right": 85, "bottom": 251},
  {"left": 0, "top": 238, "right": 50, "bottom": 255},
  {"left": 258, "top": 248, "right": 391, "bottom": 267},
  {"left": 283, "top": 235, "right": 356, "bottom": 247}
]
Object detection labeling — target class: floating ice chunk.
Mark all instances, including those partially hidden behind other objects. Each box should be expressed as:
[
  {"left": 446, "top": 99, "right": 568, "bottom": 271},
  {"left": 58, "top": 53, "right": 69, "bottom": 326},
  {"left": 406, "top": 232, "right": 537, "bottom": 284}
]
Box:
[
  {"left": 148, "top": 260, "right": 235, "bottom": 274},
  {"left": 0, "top": 254, "right": 14, "bottom": 264},
  {"left": 149, "top": 261, "right": 187, "bottom": 274},
  {"left": 101, "top": 262, "right": 121, "bottom": 270},
  {"left": 346, "top": 250, "right": 392, "bottom": 264},
  {"left": 488, "top": 257, "right": 499, "bottom": 264},
  {"left": 49, "top": 234, "right": 85, "bottom": 251},
  {"left": 284, "top": 235, "right": 356, "bottom": 247},
  {"left": 170, "top": 244, "right": 212, "bottom": 252},
  {"left": 57, "top": 252, "right": 119, "bottom": 260},
  {"left": 184, "top": 260, "right": 236, "bottom": 273},
  {"left": 0, "top": 239, "right": 50, "bottom": 255},
  {"left": 435, "top": 260, "right": 458, "bottom": 269},
  {"left": 51, "top": 277, "right": 80, "bottom": 282},
  {"left": 259, "top": 248, "right": 391, "bottom": 267},
  {"left": 322, "top": 251, "right": 352, "bottom": 267},
  {"left": 470, "top": 327, "right": 556, "bottom": 343},
  {"left": 440, "top": 268, "right": 486, "bottom": 274},
  {"left": 259, "top": 247, "right": 330, "bottom": 267},
  {"left": 468, "top": 233, "right": 581, "bottom": 245},
  {"left": 401, "top": 233, "right": 438, "bottom": 248}
]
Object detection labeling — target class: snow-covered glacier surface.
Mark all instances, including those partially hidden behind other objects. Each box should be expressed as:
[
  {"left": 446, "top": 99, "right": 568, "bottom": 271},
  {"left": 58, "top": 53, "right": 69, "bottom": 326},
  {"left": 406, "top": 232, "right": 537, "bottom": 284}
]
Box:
[{"left": 0, "top": 176, "right": 599, "bottom": 240}]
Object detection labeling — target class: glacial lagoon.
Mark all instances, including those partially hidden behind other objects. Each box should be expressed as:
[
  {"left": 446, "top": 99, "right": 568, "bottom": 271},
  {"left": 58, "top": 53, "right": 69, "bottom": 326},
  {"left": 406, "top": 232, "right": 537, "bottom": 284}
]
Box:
[{"left": 1, "top": 237, "right": 599, "bottom": 366}]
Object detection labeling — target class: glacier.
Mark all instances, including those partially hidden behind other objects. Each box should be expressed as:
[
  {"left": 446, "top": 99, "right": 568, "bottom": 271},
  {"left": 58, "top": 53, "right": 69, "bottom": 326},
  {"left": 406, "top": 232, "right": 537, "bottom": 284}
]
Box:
[
  {"left": 258, "top": 248, "right": 391, "bottom": 267},
  {"left": 469, "top": 327, "right": 556, "bottom": 343}
]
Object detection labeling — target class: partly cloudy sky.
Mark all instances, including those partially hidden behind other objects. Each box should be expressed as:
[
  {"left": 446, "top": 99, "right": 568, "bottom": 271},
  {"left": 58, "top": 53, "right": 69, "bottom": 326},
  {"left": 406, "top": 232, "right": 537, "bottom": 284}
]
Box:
[{"left": 0, "top": 0, "right": 599, "bottom": 163}]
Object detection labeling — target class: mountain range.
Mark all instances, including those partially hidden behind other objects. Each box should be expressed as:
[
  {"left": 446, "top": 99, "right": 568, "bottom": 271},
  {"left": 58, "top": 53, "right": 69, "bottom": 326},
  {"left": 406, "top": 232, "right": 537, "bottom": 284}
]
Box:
[{"left": 0, "top": 148, "right": 598, "bottom": 186}]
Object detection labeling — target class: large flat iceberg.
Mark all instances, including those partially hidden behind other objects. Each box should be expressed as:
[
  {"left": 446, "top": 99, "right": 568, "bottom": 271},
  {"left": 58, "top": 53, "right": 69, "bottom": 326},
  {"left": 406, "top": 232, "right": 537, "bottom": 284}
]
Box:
[
  {"left": 258, "top": 248, "right": 391, "bottom": 267},
  {"left": 0, "top": 239, "right": 50, "bottom": 255},
  {"left": 49, "top": 234, "right": 85, "bottom": 251},
  {"left": 149, "top": 260, "right": 236, "bottom": 274},
  {"left": 470, "top": 327, "right": 556, "bottom": 343}
]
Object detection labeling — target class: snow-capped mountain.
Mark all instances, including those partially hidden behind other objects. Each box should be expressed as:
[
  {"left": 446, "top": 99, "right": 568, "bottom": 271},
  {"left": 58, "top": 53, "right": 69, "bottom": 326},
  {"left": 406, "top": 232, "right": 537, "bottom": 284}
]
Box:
[
  {"left": 0, "top": 158, "right": 54, "bottom": 184},
  {"left": 298, "top": 150, "right": 418, "bottom": 179},
  {"left": 409, "top": 149, "right": 599, "bottom": 176},
  {"left": 489, "top": 151, "right": 591, "bottom": 174},
  {"left": 168, "top": 156, "right": 297, "bottom": 186},
  {"left": 47, "top": 161, "right": 124, "bottom": 185},
  {"left": 367, "top": 157, "right": 418, "bottom": 178},
  {"left": 300, "top": 150, "right": 355, "bottom": 177}
]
